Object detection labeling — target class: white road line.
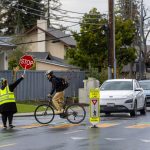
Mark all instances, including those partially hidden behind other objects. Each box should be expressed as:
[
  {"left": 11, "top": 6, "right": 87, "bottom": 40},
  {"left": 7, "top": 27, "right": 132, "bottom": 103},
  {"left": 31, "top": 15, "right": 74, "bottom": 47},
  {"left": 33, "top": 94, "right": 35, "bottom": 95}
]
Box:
[
  {"left": 0, "top": 143, "right": 16, "bottom": 148},
  {"left": 71, "top": 137, "right": 88, "bottom": 140},
  {"left": 105, "top": 138, "right": 125, "bottom": 141},
  {"left": 64, "top": 129, "right": 84, "bottom": 135},
  {"left": 140, "top": 139, "right": 150, "bottom": 143}
]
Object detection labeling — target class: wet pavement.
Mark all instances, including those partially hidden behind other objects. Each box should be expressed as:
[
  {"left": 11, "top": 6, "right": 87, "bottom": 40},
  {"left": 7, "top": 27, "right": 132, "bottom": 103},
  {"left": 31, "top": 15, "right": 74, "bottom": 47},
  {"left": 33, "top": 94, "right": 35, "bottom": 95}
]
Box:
[{"left": 1, "top": 109, "right": 150, "bottom": 150}]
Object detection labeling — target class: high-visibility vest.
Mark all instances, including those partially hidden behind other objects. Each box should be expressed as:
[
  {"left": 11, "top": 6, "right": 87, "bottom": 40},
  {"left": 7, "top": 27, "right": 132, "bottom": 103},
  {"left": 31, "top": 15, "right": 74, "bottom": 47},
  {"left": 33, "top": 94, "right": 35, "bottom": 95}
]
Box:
[{"left": 0, "top": 86, "right": 15, "bottom": 105}]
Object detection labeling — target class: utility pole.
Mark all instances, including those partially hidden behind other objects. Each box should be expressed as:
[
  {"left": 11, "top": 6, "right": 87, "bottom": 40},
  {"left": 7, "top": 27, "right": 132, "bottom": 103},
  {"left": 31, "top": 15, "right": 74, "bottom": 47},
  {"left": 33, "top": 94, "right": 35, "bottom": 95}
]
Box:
[
  {"left": 139, "top": 0, "right": 144, "bottom": 80},
  {"left": 47, "top": 0, "right": 50, "bottom": 27},
  {"left": 108, "top": 0, "right": 116, "bottom": 79}
]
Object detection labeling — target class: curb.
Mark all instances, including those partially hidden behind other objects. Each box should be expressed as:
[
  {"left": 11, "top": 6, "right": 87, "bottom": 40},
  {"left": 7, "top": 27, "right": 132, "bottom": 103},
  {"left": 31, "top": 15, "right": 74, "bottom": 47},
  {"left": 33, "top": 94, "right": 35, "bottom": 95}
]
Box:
[{"left": 14, "top": 113, "right": 34, "bottom": 117}]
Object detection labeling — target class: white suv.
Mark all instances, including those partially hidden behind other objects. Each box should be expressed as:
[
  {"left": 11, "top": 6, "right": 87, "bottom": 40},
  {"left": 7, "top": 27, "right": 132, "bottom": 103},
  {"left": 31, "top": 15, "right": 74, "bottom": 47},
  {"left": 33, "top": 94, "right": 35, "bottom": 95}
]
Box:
[{"left": 100, "top": 79, "right": 146, "bottom": 117}]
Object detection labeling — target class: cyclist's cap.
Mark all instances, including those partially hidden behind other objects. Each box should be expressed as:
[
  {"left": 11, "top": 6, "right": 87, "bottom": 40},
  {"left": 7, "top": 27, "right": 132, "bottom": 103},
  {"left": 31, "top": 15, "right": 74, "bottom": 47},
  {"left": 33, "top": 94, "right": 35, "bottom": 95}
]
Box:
[{"left": 45, "top": 70, "right": 53, "bottom": 76}]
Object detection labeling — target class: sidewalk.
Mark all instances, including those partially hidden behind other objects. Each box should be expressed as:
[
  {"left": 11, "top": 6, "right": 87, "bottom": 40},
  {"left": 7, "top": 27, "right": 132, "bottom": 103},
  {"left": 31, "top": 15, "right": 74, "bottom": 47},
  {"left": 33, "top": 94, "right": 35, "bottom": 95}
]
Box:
[
  {"left": 12, "top": 103, "right": 89, "bottom": 117},
  {"left": 14, "top": 112, "right": 34, "bottom": 117}
]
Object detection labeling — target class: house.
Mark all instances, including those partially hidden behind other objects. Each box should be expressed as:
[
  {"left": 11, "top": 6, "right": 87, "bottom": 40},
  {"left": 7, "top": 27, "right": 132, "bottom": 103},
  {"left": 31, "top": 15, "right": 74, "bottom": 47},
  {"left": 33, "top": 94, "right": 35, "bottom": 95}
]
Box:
[
  {"left": 23, "top": 20, "right": 79, "bottom": 71},
  {"left": 0, "top": 37, "right": 16, "bottom": 70}
]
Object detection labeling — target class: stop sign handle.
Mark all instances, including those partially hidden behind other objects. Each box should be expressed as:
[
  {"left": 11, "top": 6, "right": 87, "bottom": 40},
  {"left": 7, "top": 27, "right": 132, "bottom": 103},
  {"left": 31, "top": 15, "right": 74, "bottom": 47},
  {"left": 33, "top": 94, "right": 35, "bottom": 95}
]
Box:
[{"left": 23, "top": 65, "right": 27, "bottom": 75}]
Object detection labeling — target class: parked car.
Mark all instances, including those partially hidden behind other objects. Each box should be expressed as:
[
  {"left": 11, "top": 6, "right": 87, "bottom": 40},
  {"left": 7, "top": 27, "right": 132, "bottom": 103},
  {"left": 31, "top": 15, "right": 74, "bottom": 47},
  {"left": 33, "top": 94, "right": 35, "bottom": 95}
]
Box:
[
  {"left": 139, "top": 80, "right": 150, "bottom": 107},
  {"left": 100, "top": 79, "right": 146, "bottom": 117}
]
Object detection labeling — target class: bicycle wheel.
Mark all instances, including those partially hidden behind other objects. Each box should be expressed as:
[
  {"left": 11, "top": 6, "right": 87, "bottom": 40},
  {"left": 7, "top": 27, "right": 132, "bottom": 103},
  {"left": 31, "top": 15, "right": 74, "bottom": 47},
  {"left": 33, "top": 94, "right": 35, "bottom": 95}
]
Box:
[
  {"left": 65, "top": 104, "right": 86, "bottom": 124},
  {"left": 34, "top": 104, "right": 55, "bottom": 124}
]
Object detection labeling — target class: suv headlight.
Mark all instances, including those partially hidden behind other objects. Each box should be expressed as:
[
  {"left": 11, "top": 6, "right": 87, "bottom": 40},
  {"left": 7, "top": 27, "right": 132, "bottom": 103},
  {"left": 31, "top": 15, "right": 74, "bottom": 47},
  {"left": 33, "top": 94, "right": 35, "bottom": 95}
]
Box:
[{"left": 125, "top": 99, "right": 133, "bottom": 103}]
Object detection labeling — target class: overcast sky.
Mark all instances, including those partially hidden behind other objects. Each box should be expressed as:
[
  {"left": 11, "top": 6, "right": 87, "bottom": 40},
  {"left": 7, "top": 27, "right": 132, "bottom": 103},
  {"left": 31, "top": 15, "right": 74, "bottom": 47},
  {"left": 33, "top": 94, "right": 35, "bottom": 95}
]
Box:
[
  {"left": 61, "top": 0, "right": 108, "bottom": 14},
  {"left": 60, "top": 0, "right": 150, "bottom": 15},
  {"left": 59, "top": 0, "right": 108, "bottom": 31},
  {"left": 58, "top": 0, "right": 150, "bottom": 43}
]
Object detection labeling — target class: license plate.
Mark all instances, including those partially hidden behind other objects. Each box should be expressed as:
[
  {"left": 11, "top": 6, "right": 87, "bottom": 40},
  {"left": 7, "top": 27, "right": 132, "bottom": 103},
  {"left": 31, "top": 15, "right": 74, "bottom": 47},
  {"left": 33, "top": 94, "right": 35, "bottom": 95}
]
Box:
[
  {"left": 147, "top": 99, "right": 150, "bottom": 102},
  {"left": 107, "top": 103, "right": 115, "bottom": 107}
]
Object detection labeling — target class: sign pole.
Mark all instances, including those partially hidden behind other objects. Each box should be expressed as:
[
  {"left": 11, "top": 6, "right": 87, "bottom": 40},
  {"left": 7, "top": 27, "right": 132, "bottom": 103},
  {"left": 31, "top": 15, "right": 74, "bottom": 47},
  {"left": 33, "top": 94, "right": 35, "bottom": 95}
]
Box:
[
  {"left": 23, "top": 65, "right": 26, "bottom": 75},
  {"left": 89, "top": 88, "right": 100, "bottom": 128}
]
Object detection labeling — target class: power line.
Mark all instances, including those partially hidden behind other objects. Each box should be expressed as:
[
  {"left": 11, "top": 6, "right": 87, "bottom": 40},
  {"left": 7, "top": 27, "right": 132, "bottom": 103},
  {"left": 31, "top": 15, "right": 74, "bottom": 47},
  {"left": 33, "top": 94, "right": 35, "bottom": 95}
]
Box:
[
  {"left": 50, "top": 13, "right": 106, "bottom": 20},
  {"left": 52, "top": 7, "right": 102, "bottom": 16},
  {"left": 16, "top": 3, "right": 44, "bottom": 14},
  {"left": 0, "top": 39, "right": 13, "bottom": 46},
  {"left": 15, "top": 26, "right": 102, "bottom": 46},
  {"left": 28, "top": 0, "right": 42, "bottom": 5},
  {"left": 9, "top": 5, "right": 45, "bottom": 18},
  {"left": 9, "top": 23, "right": 80, "bottom": 38},
  {"left": 6, "top": 5, "right": 103, "bottom": 26},
  {"left": 51, "top": 13, "right": 82, "bottom": 20}
]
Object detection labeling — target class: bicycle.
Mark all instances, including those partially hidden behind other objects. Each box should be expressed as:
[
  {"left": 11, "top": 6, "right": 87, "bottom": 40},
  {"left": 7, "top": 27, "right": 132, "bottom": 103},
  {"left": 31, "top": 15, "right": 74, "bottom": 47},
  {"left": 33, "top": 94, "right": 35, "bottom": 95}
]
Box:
[{"left": 34, "top": 97, "right": 86, "bottom": 124}]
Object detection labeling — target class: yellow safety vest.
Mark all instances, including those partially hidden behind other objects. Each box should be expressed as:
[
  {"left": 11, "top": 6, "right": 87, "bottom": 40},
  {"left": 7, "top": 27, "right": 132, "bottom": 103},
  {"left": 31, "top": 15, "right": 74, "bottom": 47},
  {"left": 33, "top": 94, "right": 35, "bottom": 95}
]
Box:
[{"left": 0, "top": 86, "right": 16, "bottom": 105}]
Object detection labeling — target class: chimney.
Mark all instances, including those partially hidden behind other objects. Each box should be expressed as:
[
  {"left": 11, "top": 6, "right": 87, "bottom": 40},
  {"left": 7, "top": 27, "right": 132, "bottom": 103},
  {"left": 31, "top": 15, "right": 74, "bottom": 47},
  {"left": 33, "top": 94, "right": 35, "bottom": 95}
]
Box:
[{"left": 37, "top": 20, "right": 47, "bottom": 52}]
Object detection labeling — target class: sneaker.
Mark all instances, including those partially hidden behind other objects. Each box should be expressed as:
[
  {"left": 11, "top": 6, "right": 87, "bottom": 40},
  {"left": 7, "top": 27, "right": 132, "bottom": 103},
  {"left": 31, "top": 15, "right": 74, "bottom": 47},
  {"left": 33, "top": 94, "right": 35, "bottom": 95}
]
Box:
[
  {"left": 3, "top": 125, "right": 7, "bottom": 129},
  {"left": 9, "top": 125, "right": 15, "bottom": 128}
]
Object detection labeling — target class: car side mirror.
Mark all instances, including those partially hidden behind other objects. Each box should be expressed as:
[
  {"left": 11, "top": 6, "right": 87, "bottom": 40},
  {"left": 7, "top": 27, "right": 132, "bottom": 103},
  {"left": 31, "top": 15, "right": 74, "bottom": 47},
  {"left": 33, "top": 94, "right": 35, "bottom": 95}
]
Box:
[{"left": 135, "top": 88, "right": 143, "bottom": 91}]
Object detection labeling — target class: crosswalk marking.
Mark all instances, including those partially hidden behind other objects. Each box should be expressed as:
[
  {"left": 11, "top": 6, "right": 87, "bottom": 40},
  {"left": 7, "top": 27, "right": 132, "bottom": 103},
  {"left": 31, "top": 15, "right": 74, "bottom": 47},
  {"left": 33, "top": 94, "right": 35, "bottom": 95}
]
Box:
[
  {"left": 0, "top": 143, "right": 16, "bottom": 148},
  {"left": 1, "top": 122, "right": 150, "bottom": 129},
  {"left": 49, "top": 123, "right": 79, "bottom": 129},
  {"left": 19, "top": 124, "right": 48, "bottom": 129},
  {"left": 0, "top": 123, "right": 122, "bottom": 129},
  {"left": 96, "top": 123, "right": 119, "bottom": 128},
  {"left": 126, "top": 123, "right": 150, "bottom": 128}
]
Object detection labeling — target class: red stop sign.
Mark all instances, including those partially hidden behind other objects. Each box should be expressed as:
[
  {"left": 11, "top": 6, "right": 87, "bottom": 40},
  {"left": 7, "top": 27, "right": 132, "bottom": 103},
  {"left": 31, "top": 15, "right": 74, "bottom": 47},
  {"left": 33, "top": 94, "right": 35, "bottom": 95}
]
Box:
[{"left": 19, "top": 55, "right": 34, "bottom": 69}]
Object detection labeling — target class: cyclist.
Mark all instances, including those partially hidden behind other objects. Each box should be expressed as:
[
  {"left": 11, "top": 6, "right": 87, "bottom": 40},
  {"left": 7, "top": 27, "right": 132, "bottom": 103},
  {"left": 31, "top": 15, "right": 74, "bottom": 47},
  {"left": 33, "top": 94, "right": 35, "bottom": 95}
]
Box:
[{"left": 45, "top": 70, "right": 66, "bottom": 117}]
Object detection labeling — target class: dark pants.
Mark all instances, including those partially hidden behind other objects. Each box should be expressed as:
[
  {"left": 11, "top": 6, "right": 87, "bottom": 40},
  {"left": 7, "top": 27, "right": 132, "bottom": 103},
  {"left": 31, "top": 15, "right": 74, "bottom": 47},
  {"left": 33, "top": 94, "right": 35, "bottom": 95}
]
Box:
[{"left": 1, "top": 112, "right": 13, "bottom": 126}]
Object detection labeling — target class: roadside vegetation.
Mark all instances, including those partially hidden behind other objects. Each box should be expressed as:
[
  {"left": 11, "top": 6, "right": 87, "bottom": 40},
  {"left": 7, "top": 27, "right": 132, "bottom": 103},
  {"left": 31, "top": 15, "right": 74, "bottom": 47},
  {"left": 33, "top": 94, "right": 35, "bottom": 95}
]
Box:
[{"left": 16, "top": 103, "right": 37, "bottom": 113}]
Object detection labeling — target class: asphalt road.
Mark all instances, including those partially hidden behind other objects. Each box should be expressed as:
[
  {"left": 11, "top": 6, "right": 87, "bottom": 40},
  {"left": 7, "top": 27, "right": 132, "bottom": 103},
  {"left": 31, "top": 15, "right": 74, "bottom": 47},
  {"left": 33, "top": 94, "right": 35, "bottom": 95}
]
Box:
[{"left": 1, "top": 109, "right": 150, "bottom": 150}]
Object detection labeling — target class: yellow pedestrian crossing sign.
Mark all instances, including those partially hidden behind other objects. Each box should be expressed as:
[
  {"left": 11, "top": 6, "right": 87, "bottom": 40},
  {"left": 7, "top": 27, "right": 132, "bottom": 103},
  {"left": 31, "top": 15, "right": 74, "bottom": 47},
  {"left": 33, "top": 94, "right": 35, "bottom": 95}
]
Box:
[{"left": 89, "top": 89, "right": 100, "bottom": 126}]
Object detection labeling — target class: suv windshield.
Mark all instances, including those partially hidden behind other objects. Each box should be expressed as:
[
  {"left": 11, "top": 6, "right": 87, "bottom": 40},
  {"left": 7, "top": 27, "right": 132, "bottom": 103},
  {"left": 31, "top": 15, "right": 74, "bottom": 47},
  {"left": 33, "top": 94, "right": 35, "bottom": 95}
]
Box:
[
  {"left": 100, "top": 81, "right": 133, "bottom": 91},
  {"left": 139, "top": 82, "right": 150, "bottom": 90}
]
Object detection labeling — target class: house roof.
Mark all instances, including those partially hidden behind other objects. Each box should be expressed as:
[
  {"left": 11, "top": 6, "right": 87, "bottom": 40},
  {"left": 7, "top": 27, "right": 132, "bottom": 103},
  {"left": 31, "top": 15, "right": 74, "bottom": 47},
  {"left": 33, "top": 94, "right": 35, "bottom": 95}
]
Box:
[
  {"left": 36, "top": 59, "right": 79, "bottom": 69},
  {"left": 47, "top": 27, "right": 76, "bottom": 47},
  {"left": 26, "top": 52, "right": 49, "bottom": 59},
  {"left": 0, "top": 37, "right": 16, "bottom": 50},
  {"left": 25, "top": 26, "right": 76, "bottom": 47},
  {"left": 26, "top": 52, "right": 79, "bottom": 69}
]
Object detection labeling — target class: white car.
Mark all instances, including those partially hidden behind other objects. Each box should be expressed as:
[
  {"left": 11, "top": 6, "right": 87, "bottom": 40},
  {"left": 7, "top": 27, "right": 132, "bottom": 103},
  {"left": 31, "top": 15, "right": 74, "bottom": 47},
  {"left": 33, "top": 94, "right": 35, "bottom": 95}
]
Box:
[
  {"left": 100, "top": 79, "right": 146, "bottom": 117},
  {"left": 139, "top": 80, "right": 150, "bottom": 107}
]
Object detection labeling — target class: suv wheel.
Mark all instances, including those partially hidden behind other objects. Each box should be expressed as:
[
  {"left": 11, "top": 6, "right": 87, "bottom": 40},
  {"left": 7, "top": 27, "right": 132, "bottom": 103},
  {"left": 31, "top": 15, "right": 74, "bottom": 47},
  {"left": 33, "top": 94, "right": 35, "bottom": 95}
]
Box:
[
  {"left": 130, "top": 101, "right": 137, "bottom": 117},
  {"left": 140, "top": 100, "right": 146, "bottom": 115}
]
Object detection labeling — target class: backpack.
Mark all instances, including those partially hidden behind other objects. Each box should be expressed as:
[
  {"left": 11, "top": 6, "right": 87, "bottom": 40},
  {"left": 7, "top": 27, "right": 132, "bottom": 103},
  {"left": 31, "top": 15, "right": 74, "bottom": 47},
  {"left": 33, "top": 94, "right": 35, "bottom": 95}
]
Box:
[{"left": 57, "top": 77, "right": 69, "bottom": 90}]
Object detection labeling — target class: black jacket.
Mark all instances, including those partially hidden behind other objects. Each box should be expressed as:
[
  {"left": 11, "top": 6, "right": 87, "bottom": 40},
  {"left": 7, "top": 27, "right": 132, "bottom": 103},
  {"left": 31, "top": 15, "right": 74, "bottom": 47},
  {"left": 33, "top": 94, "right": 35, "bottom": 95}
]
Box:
[
  {"left": 0, "top": 77, "right": 24, "bottom": 113},
  {"left": 49, "top": 76, "right": 63, "bottom": 95}
]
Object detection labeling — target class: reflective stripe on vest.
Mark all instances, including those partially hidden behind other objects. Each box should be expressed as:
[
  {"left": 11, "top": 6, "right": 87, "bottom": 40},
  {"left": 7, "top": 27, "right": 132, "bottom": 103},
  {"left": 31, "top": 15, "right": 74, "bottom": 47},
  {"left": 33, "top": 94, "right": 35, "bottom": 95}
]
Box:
[{"left": 0, "top": 86, "right": 15, "bottom": 105}]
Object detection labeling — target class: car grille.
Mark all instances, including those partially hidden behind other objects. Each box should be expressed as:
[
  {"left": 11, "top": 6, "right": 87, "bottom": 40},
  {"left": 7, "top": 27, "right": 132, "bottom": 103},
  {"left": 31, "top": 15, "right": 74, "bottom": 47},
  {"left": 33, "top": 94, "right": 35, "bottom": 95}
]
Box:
[
  {"left": 100, "top": 98, "right": 126, "bottom": 101},
  {"left": 146, "top": 95, "right": 150, "bottom": 103},
  {"left": 100, "top": 105, "right": 128, "bottom": 112}
]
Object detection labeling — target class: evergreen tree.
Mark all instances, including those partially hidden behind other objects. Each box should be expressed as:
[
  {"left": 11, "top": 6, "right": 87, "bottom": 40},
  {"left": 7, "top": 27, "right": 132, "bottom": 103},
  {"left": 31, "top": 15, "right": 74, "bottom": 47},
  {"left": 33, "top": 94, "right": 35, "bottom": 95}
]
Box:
[
  {"left": 0, "top": 0, "right": 45, "bottom": 35},
  {"left": 66, "top": 8, "right": 136, "bottom": 79},
  {"left": 66, "top": 8, "right": 108, "bottom": 70}
]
